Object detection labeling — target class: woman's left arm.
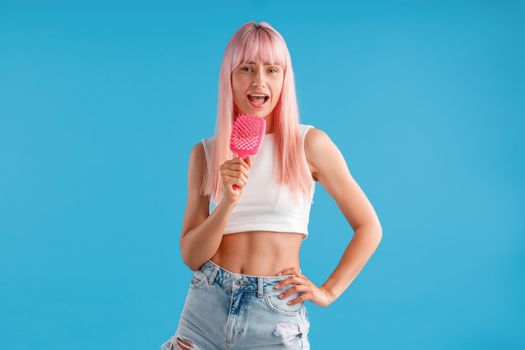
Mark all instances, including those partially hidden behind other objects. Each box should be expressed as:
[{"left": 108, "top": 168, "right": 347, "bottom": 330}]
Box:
[{"left": 275, "top": 127, "right": 382, "bottom": 307}]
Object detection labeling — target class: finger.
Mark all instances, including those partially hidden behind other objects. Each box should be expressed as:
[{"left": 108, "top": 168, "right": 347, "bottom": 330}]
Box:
[
  {"left": 275, "top": 275, "right": 301, "bottom": 290},
  {"left": 230, "top": 156, "right": 249, "bottom": 170},
  {"left": 240, "top": 156, "right": 252, "bottom": 168},
  {"left": 226, "top": 162, "right": 249, "bottom": 174},
  {"left": 239, "top": 161, "right": 250, "bottom": 175},
  {"left": 224, "top": 167, "right": 248, "bottom": 180},
  {"left": 221, "top": 162, "right": 240, "bottom": 172},
  {"left": 287, "top": 292, "right": 311, "bottom": 305},
  {"left": 222, "top": 169, "right": 248, "bottom": 183},
  {"left": 224, "top": 175, "right": 245, "bottom": 187},
  {"left": 278, "top": 284, "right": 308, "bottom": 299},
  {"left": 232, "top": 163, "right": 250, "bottom": 179}
]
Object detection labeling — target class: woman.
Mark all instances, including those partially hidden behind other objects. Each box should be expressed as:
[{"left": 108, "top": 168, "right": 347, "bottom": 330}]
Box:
[{"left": 161, "top": 21, "right": 382, "bottom": 349}]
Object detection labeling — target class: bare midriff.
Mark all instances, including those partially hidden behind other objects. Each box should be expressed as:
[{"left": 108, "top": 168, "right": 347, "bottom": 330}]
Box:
[{"left": 210, "top": 231, "right": 304, "bottom": 277}]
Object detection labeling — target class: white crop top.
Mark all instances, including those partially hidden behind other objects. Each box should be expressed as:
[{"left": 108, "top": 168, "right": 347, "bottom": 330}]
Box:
[{"left": 201, "top": 124, "right": 316, "bottom": 240}]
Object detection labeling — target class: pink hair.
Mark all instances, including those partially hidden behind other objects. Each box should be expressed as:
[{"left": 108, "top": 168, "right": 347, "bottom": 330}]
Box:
[{"left": 202, "top": 21, "right": 314, "bottom": 205}]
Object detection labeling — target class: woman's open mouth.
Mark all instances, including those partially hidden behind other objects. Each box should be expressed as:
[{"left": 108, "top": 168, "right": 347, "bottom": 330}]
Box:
[{"left": 247, "top": 93, "right": 270, "bottom": 108}]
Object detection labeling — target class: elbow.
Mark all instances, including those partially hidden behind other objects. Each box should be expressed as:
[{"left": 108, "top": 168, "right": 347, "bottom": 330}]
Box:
[
  {"left": 369, "top": 219, "right": 383, "bottom": 242},
  {"left": 373, "top": 223, "right": 383, "bottom": 240},
  {"left": 180, "top": 236, "right": 194, "bottom": 271},
  {"left": 184, "top": 260, "right": 201, "bottom": 272},
  {"left": 180, "top": 250, "right": 200, "bottom": 272},
  {"left": 375, "top": 225, "right": 383, "bottom": 246},
  {"left": 376, "top": 223, "right": 383, "bottom": 237},
  {"left": 354, "top": 223, "right": 382, "bottom": 245},
  {"left": 180, "top": 236, "right": 202, "bottom": 272}
]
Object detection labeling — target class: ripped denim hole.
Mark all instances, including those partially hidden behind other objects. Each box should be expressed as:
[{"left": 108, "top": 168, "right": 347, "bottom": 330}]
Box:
[
  {"left": 160, "top": 335, "right": 198, "bottom": 350},
  {"left": 274, "top": 322, "right": 302, "bottom": 346}
]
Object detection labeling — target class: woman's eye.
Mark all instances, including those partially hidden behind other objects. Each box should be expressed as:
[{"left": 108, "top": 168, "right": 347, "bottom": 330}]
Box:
[
  {"left": 270, "top": 68, "right": 279, "bottom": 73},
  {"left": 240, "top": 66, "right": 252, "bottom": 72}
]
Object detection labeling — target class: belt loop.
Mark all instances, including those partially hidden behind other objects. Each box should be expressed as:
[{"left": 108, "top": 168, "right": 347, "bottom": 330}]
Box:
[
  {"left": 208, "top": 263, "right": 219, "bottom": 285},
  {"left": 257, "top": 277, "right": 264, "bottom": 298}
]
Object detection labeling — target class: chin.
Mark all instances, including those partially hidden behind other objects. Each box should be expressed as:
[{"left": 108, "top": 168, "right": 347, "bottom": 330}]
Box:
[{"left": 246, "top": 109, "right": 269, "bottom": 117}]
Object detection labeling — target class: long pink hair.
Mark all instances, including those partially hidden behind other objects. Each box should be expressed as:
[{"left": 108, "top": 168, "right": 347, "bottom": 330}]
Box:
[{"left": 202, "top": 21, "right": 314, "bottom": 205}]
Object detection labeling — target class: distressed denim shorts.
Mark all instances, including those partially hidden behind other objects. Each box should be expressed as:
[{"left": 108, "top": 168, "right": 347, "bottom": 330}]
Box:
[{"left": 160, "top": 259, "right": 311, "bottom": 349}]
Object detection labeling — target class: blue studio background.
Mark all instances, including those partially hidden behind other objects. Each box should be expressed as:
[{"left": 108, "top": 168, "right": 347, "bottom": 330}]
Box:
[{"left": 1, "top": 1, "right": 524, "bottom": 349}]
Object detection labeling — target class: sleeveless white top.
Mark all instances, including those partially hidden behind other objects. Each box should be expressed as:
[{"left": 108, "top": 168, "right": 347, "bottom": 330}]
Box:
[{"left": 201, "top": 124, "right": 316, "bottom": 240}]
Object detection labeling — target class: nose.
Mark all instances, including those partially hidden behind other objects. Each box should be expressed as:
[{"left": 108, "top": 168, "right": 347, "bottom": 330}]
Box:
[
  {"left": 252, "top": 78, "right": 266, "bottom": 88},
  {"left": 252, "top": 68, "right": 267, "bottom": 88}
]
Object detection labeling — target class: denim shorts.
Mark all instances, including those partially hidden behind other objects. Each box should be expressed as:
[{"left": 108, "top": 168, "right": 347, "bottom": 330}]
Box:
[{"left": 160, "top": 259, "right": 311, "bottom": 349}]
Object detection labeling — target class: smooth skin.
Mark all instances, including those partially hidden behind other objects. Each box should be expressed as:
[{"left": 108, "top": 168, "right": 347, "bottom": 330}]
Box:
[{"left": 180, "top": 60, "right": 382, "bottom": 311}]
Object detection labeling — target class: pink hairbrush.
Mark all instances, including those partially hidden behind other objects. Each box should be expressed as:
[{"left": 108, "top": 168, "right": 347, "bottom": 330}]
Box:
[{"left": 229, "top": 114, "right": 266, "bottom": 190}]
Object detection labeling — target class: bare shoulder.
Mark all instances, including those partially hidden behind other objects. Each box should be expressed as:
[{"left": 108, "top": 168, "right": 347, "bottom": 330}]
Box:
[
  {"left": 304, "top": 126, "right": 330, "bottom": 149},
  {"left": 304, "top": 126, "right": 337, "bottom": 181},
  {"left": 190, "top": 141, "right": 206, "bottom": 161},
  {"left": 190, "top": 140, "right": 205, "bottom": 162},
  {"left": 188, "top": 140, "right": 207, "bottom": 188}
]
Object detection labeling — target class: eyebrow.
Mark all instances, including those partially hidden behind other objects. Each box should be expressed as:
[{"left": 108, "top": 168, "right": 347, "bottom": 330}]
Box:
[{"left": 247, "top": 61, "right": 276, "bottom": 66}]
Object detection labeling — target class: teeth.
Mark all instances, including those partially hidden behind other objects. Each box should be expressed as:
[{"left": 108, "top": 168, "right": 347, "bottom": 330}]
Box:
[{"left": 249, "top": 94, "right": 268, "bottom": 97}]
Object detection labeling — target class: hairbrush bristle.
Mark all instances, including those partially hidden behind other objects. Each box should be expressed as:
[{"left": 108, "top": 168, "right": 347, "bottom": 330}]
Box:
[{"left": 229, "top": 114, "right": 266, "bottom": 158}]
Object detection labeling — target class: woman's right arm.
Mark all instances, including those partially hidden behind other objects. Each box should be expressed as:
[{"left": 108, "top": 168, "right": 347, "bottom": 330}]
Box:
[{"left": 179, "top": 142, "right": 250, "bottom": 271}]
